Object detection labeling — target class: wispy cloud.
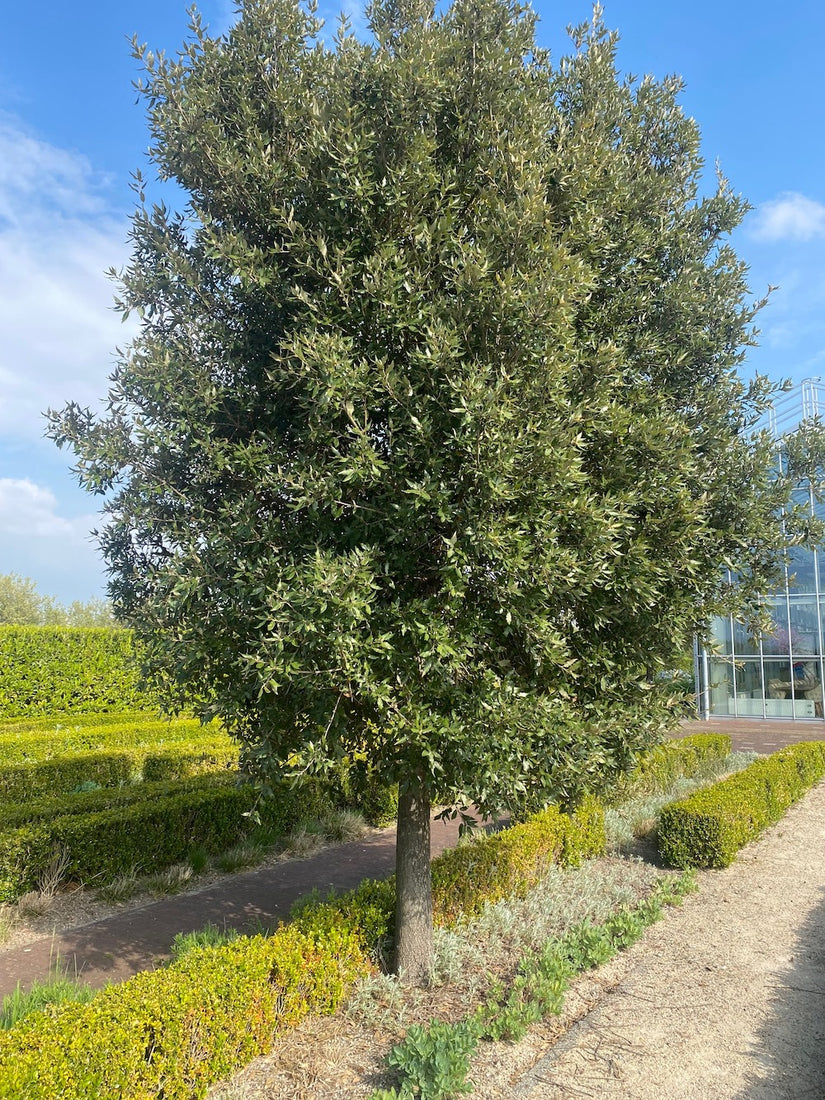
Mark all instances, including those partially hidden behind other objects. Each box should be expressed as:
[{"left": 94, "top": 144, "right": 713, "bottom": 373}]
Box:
[
  {"left": 0, "top": 115, "right": 133, "bottom": 443},
  {"left": 750, "top": 191, "right": 825, "bottom": 243}
]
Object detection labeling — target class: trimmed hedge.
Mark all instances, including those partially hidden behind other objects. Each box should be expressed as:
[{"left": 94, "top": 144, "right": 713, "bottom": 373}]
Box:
[
  {"left": 658, "top": 741, "right": 825, "bottom": 869},
  {"left": 0, "top": 627, "right": 151, "bottom": 717},
  {"left": 607, "top": 733, "right": 732, "bottom": 805},
  {"left": 0, "top": 773, "right": 335, "bottom": 902},
  {"left": 0, "top": 923, "right": 368, "bottom": 1099},
  {"left": 0, "top": 741, "right": 238, "bottom": 803},
  {"left": 0, "top": 716, "right": 218, "bottom": 759},
  {"left": 431, "top": 797, "right": 605, "bottom": 924}
]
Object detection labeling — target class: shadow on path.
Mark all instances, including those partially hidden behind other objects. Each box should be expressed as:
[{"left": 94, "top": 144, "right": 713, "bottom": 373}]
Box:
[
  {"left": 735, "top": 885, "right": 825, "bottom": 1100},
  {"left": 0, "top": 813, "right": 464, "bottom": 997}
]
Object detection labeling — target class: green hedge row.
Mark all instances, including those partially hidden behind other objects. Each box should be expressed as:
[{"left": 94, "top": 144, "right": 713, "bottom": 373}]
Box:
[
  {"left": 0, "top": 922, "right": 368, "bottom": 1099},
  {"left": 607, "top": 733, "right": 732, "bottom": 805},
  {"left": 0, "top": 798, "right": 606, "bottom": 1098},
  {"left": 0, "top": 627, "right": 151, "bottom": 717},
  {"left": 658, "top": 741, "right": 825, "bottom": 869},
  {"left": 0, "top": 715, "right": 216, "bottom": 759},
  {"left": 0, "top": 773, "right": 335, "bottom": 902},
  {"left": 0, "top": 740, "right": 238, "bottom": 803}
]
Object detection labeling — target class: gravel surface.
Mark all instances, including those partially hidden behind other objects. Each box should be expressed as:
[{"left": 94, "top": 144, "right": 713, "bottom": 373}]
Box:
[{"left": 492, "top": 780, "right": 825, "bottom": 1099}]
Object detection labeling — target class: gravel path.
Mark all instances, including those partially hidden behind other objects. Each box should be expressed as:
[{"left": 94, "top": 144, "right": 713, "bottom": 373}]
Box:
[{"left": 490, "top": 781, "right": 825, "bottom": 1099}]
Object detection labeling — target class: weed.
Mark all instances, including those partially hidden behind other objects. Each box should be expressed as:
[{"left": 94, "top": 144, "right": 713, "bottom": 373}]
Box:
[
  {"left": 188, "top": 845, "right": 209, "bottom": 874},
  {"left": 320, "top": 808, "right": 367, "bottom": 843},
  {"left": 0, "top": 972, "right": 96, "bottom": 1029},
  {"left": 213, "top": 840, "right": 266, "bottom": 874},
  {"left": 146, "top": 863, "right": 193, "bottom": 896},
  {"left": 97, "top": 869, "right": 140, "bottom": 905},
  {"left": 170, "top": 923, "right": 239, "bottom": 961}
]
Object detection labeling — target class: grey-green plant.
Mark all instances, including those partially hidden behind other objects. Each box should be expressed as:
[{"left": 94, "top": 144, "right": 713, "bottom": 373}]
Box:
[{"left": 47, "top": 0, "right": 824, "bottom": 981}]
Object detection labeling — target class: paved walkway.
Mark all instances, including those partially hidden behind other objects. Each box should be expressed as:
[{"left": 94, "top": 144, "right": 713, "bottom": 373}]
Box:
[
  {"left": 0, "top": 815, "right": 464, "bottom": 998},
  {"left": 0, "top": 717, "right": 820, "bottom": 1000}
]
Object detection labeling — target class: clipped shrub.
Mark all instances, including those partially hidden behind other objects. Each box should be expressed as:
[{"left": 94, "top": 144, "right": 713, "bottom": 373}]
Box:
[
  {"left": 0, "top": 923, "right": 368, "bottom": 1099},
  {"left": 431, "top": 797, "right": 605, "bottom": 925},
  {"left": 607, "top": 733, "right": 732, "bottom": 805},
  {"left": 0, "top": 627, "right": 151, "bottom": 717},
  {"left": 0, "top": 751, "right": 136, "bottom": 804},
  {"left": 658, "top": 741, "right": 825, "bottom": 869},
  {"left": 0, "top": 774, "right": 336, "bottom": 902}
]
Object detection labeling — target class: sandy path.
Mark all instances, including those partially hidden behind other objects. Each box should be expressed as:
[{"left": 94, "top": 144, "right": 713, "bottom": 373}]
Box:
[{"left": 493, "top": 781, "right": 825, "bottom": 1099}]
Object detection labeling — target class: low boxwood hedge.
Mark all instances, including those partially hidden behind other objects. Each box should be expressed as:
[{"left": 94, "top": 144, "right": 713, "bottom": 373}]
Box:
[
  {"left": 657, "top": 740, "right": 825, "bottom": 869},
  {"left": 0, "top": 922, "right": 368, "bottom": 1099},
  {"left": 0, "top": 773, "right": 336, "bottom": 902}
]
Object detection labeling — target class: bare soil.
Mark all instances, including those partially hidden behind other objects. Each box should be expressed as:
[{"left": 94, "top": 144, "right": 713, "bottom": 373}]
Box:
[{"left": 210, "top": 782, "right": 825, "bottom": 1100}]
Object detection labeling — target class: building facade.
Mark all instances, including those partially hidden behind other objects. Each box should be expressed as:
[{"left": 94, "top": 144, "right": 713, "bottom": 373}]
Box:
[{"left": 695, "top": 379, "right": 825, "bottom": 721}]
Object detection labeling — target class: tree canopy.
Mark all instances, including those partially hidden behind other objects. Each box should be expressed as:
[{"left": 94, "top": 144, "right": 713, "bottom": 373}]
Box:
[
  {"left": 0, "top": 573, "right": 113, "bottom": 627},
  {"left": 49, "top": 0, "right": 801, "bottom": 978}
]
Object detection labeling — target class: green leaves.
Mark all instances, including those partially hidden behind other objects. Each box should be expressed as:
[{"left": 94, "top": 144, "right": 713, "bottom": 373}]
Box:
[{"left": 46, "top": 0, "right": 810, "bottom": 835}]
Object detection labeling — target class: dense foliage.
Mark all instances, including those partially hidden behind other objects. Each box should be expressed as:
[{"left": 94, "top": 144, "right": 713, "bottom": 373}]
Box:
[
  {"left": 48, "top": 0, "right": 810, "bottom": 975},
  {"left": 0, "top": 627, "right": 149, "bottom": 717},
  {"left": 658, "top": 740, "right": 825, "bottom": 868}
]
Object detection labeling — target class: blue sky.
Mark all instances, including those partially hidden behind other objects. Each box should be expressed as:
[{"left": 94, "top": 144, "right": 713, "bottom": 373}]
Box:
[{"left": 1, "top": 0, "right": 824, "bottom": 603}]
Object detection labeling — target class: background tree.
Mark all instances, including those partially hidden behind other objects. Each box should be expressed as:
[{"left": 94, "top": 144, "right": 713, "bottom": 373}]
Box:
[
  {"left": 0, "top": 573, "right": 113, "bottom": 627},
  {"left": 49, "top": 0, "right": 803, "bottom": 980}
]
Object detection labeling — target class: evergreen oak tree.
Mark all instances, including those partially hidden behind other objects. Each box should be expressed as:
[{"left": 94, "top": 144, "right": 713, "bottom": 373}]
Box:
[{"left": 49, "top": 0, "right": 803, "bottom": 980}]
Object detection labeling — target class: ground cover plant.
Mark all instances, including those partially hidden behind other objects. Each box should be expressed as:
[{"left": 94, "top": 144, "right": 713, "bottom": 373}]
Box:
[{"left": 48, "top": 0, "right": 825, "bottom": 984}]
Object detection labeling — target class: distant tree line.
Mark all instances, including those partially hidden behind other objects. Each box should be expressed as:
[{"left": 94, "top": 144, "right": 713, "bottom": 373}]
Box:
[{"left": 0, "top": 573, "right": 114, "bottom": 628}]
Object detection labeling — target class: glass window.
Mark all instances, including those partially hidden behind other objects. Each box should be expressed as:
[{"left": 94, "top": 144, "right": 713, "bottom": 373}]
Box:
[
  {"left": 761, "top": 607, "right": 792, "bottom": 658},
  {"left": 763, "top": 659, "right": 797, "bottom": 718},
  {"left": 732, "top": 619, "right": 760, "bottom": 655},
  {"left": 707, "top": 657, "right": 735, "bottom": 716},
  {"left": 709, "top": 616, "right": 733, "bottom": 654},
  {"left": 733, "top": 659, "right": 764, "bottom": 717},
  {"left": 788, "top": 596, "right": 820, "bottom": 655},
  {"left": 787, "top": 545, "right": 816, "bottom": 594}
]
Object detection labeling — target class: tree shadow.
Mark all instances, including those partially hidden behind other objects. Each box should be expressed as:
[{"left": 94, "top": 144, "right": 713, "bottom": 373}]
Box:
[{"left": 734, "top": 884, "right": 825, "bottom": 1099}]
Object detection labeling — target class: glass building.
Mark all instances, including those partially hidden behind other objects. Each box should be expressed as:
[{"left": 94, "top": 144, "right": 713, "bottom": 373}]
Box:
[{"left": 695, "top": 379, "right": 825, "bottom": 721}]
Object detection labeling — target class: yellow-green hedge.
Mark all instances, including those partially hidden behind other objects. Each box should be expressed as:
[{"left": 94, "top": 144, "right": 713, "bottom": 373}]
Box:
[
  {"left": 0, "top": 627, "right": 151, "bottom": 717},
  {"left": 658, "top": 741, "right": 825, "bottom": 869},
  {"left": 0, "top": 923, "right": 368, "bottom": 1099}
]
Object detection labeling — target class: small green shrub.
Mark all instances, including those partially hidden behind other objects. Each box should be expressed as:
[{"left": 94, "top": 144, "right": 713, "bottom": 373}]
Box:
[{"left": 658, "top": 741, "right": 825, "bottom": 869}]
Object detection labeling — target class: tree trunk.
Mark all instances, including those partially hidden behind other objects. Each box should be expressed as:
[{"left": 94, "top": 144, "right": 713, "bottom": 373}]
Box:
[{"left": 394, "top": 769, "right": 433, "bottom": 984}]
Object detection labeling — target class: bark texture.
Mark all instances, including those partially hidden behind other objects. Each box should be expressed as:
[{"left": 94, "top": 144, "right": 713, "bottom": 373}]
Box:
[{"left": 394, "top": 770, "right": 433, "bottom": 984}]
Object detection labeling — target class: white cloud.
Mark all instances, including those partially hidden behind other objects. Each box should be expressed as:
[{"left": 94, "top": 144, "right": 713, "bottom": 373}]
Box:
[
  {"left": 750, "top": 191, "right": 825, "bottom": 243},
  {"left": 0, "top": 477, "right": 97, "bottom": 541},
  {"left": 0, "top": 115, "right": 134, "bottom": 443}
]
